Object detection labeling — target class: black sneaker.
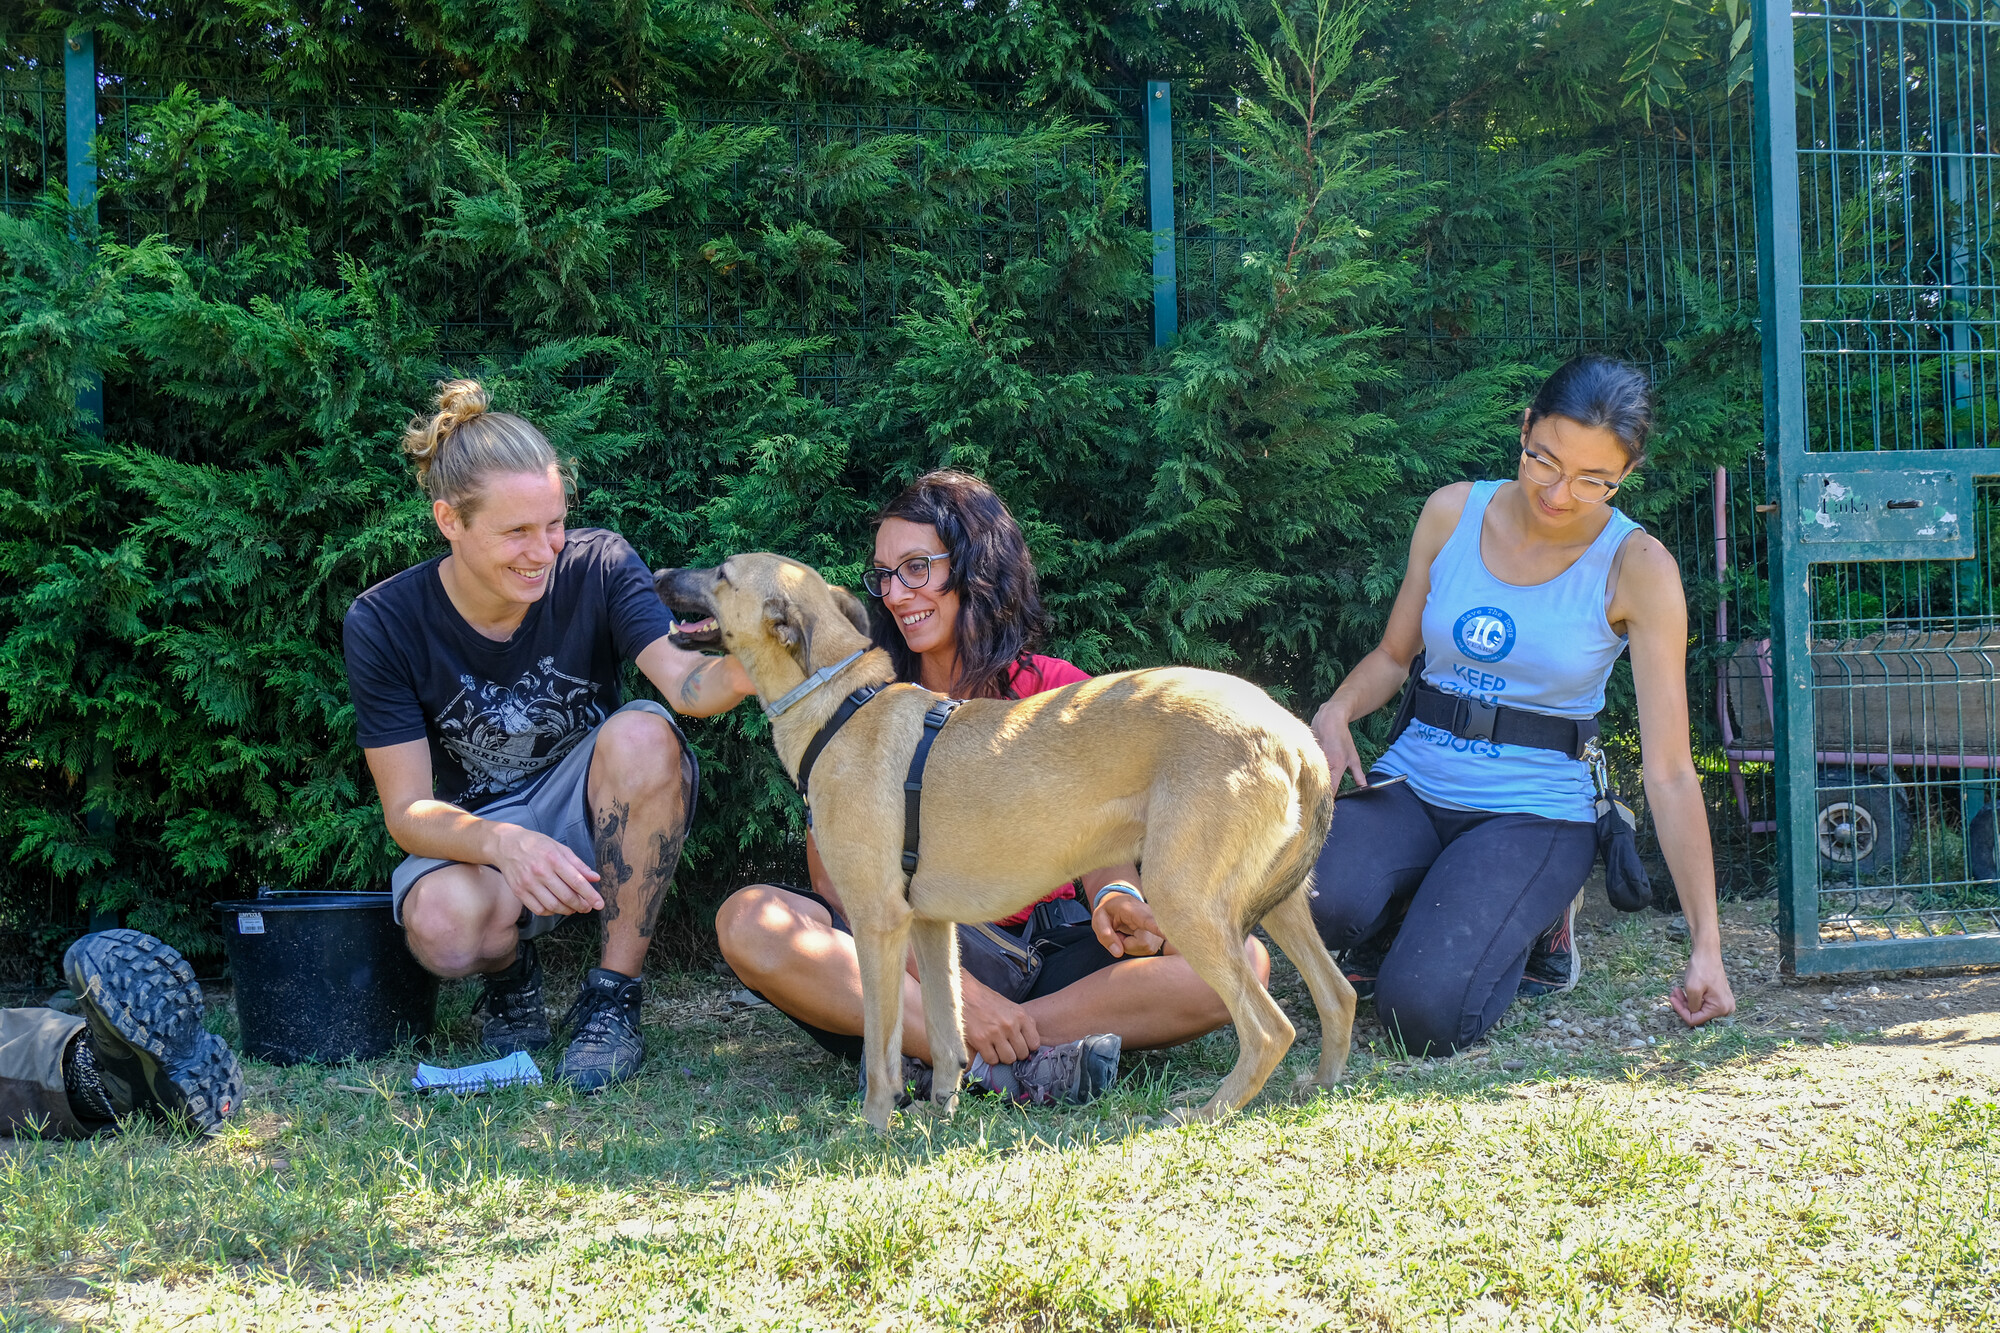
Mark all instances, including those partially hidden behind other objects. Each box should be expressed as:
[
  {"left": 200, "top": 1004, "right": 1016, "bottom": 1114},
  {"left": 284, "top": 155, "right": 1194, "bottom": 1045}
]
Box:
[
  {"left": 62, "top": 929, "right": 243, "bottom": 1135},
  {"left": 1519, "top": 893, "right": 1582, "bottom": 997},
  {"left": 473, "top": 941, "right": 551, "bottom": 1055},
  {"left": 556, "top": 968, "right": 645, "bottom": 1092},
  {"left": 979, "top": 1034, "right": 1121, "bottom": 1106},
  {"left": 1337, "top": 934, "right": 1390, "bottom": 1002}
]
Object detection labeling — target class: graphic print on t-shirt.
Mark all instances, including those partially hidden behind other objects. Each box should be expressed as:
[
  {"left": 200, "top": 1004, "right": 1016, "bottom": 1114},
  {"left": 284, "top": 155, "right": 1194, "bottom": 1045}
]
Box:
[
  {"left": 437, "top": 657, "right": 606, "bottom": 801},
  {"left": 1452, "top": 606, "right": 1517, "bottom": 663}
]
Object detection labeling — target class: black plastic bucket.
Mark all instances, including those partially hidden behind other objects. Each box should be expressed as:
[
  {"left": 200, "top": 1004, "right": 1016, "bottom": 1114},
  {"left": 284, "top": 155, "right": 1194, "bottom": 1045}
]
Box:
[{"left": 213, "top": 892, "right": 439, "bottom": 1065}]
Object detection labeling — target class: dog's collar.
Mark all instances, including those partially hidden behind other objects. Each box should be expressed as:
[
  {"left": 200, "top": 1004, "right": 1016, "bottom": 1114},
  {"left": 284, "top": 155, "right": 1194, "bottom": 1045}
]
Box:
[
  {"left": 763, "top": 648, "right": 867, "bottom": 719},
  {"left": 794, "top": 683, "right": 887, "bottom": 797}
]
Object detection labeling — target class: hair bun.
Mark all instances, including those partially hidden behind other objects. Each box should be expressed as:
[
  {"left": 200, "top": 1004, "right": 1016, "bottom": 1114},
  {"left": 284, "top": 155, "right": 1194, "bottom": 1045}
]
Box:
[
  {"left": 434, "top": 379, "right": 489, "bottom": 424},
  {"left": 402, "top": 378, "right": 491, "bottom": 479},
  {"left": 398, "top": 379, "right": 563, "bottom": 511}
]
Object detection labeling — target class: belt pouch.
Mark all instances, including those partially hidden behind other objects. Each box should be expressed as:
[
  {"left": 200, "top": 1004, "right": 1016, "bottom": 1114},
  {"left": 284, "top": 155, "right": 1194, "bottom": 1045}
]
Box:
[{"left": 956, "top": 920, "right": 1041, "bottom": 1002}]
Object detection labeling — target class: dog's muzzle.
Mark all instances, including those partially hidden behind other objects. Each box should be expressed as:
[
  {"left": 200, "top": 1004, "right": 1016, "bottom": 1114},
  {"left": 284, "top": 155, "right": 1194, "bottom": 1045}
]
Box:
[{"left": 653, "top": 566, "right": 723, "bottom": 649}]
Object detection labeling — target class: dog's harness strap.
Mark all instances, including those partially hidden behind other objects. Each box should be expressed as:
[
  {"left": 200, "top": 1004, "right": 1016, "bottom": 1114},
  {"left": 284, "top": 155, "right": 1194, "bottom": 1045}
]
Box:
[
  {"left": 765, "top": 648, "right": 868, "bottom": 720},
  {"left": 901, "top": 699, "right": 964, "bottom": 880},
  {"left": 794, "top": 684, "right": 886, "bottom": 798}
]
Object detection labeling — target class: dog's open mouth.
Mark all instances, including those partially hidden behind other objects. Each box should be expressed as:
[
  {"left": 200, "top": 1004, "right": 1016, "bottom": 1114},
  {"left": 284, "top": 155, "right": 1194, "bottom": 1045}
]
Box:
[{"left": 667, "top": 614, "right": 720, "bottom": 650}]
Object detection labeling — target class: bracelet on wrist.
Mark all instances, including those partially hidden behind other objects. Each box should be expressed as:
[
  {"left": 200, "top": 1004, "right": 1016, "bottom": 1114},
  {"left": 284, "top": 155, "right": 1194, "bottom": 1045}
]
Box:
[{"left": 1092, "top": 881, "right": 1144, "bottom": 910}]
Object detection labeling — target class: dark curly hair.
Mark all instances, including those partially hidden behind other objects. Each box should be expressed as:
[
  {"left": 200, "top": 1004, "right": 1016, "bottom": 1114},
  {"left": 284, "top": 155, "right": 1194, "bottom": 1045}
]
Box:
[{"left": 868, "top": 470, "right": 1050, "bottom": 699}]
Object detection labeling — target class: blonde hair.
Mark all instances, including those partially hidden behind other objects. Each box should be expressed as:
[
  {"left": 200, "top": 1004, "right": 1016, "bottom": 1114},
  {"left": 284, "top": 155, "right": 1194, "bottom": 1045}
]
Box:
[{"left": 401, "top": 380, "right": 565, "bottom": 514}]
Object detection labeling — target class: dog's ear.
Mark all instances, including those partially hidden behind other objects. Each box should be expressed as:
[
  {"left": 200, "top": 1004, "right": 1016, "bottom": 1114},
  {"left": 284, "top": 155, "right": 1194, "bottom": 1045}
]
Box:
[
  {"left": 763, "top": 595, "right": 804, "bottom": 652},
  {"left": 829, "top": 586, "right": 870, "bottom": 638}
]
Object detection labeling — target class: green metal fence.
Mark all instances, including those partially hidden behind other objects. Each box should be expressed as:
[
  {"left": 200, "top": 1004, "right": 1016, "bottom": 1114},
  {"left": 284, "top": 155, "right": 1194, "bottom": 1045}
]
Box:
[
  {"left": 1757, "top": 0, "right": 2000, "bottom": 973},
  {"left": 8, "top": 28, "right": 1854, "bottom": 921}
]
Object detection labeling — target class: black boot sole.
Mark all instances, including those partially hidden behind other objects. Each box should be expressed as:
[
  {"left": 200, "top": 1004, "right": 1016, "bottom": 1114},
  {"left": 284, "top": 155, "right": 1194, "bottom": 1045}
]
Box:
[{"left": 63, "top": 930, "right": 244, "bottom": 1134}]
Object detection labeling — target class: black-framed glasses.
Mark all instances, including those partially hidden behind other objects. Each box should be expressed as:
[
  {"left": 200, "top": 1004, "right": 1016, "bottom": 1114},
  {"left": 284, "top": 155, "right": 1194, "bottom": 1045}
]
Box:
[
  {"left": 862, "top": 551, "right": 950, "bottom": 598},
  {"left": 1520, "top": 448, "right": 1623, "bottom": 504}
]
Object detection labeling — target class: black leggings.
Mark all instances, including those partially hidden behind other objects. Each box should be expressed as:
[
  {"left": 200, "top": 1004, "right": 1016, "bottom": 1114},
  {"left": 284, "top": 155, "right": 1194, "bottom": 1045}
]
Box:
[{"left": 1309, "top": 778, "right": 1597, "bottom": 1056}]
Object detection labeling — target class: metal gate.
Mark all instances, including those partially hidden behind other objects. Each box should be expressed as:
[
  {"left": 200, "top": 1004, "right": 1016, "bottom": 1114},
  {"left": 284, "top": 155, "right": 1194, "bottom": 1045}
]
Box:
[{"left": 1756, "top": 0, "right": 2000, "bottom": 972}]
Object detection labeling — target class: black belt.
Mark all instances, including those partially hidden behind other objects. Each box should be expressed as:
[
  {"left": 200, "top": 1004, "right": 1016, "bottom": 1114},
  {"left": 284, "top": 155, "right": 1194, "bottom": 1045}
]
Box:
[{"left": 1406, "top": 679, "right": 1599, "bottom": 761}]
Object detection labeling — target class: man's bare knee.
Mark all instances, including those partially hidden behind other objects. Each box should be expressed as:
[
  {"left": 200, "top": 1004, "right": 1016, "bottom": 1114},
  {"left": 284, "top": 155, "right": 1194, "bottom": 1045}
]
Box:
[
  {"left": 404, "top": 874, "right": 506, "bottom": 978},
  {"left": 591, "top": 710, "right": 684, "bottom": 805}
]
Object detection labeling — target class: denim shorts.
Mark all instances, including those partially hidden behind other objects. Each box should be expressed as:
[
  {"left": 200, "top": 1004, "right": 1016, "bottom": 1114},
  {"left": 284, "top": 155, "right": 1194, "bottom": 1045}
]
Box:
[{"left": 389, "top": 700, "right": 694, "bottom": 941}]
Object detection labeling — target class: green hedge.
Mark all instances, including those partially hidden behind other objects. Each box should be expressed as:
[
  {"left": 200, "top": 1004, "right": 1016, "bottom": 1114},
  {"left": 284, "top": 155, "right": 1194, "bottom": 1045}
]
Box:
[{"left": 0, "top": 0, "right": 1763, "bottom": 966}]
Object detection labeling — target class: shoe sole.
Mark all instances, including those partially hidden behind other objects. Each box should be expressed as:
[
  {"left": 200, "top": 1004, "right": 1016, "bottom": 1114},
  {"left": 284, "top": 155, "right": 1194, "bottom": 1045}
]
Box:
[
  {"left": 63, "top": 930, "right": 243, "bottom": 1134},
  {"left": 557, "top": 1056, "right": 643, "bottom": 1093}
]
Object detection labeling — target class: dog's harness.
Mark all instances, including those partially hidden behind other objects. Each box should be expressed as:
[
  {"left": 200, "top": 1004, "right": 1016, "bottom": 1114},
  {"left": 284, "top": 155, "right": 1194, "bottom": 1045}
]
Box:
[
  {"left": 792, "top": 683, "right": 962, "bottom": 893},
  {"left": 795, "top": 684, "right": 885, "bottom": 796},
  {"left": 899, "top": 699, "right": 963, "bottom": 877}
]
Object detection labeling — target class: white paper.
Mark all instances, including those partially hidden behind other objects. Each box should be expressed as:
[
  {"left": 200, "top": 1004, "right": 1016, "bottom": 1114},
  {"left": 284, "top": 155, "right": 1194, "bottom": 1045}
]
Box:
[{"left": 410, "top": 1051, "right": 543, "bottom": 1094}]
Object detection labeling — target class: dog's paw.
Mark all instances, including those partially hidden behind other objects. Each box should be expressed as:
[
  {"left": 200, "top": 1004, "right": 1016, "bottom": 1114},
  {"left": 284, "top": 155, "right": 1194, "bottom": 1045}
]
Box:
[{"left": 1163, "top": 1088, "right": 1235, "bottom": 1126}]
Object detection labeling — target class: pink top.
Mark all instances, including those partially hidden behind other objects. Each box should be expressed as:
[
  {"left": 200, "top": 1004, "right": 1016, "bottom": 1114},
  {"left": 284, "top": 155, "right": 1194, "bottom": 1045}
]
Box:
[
  {"left": 1003, "top": 653, "right": 1092, "bottom": 697},
  {"left": 993, "top": 654, "right": 1091, "bottom": 926}
]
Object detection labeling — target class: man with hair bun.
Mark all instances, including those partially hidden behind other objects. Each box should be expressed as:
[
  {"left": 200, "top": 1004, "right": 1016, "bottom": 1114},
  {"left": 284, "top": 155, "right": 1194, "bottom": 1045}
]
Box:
[{"left": 343, "top": 380, "right": 756, "bottom": 1091}]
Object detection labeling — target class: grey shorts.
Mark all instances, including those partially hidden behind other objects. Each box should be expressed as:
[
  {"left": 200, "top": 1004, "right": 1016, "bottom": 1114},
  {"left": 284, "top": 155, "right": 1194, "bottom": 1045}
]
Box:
[{"left": 390, "top": 700, "right": 697, "bottom": 942}]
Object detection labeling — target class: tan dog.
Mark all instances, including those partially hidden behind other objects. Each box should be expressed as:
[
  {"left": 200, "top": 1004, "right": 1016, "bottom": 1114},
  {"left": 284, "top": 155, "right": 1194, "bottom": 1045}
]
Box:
[{"left": 657, "top": 554, "right": 1355, "bottom": 1131}]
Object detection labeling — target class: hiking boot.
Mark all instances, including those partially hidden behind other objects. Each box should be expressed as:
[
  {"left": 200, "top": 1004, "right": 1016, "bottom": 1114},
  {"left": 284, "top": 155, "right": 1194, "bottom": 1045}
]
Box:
[
  {"left": 473, "top": 940, "right": 551, "bottom": 1055},
  {"left": 1519, "top": 891, "right": 1583, "bottom": 997},
  {"left": 62, "top": 930, "right": 242, "bottom": 1135},
  {"left": 857, "top": 1055, "right": 933, "bottom": 1108},
  {"left": 556, "top": 968, "right": 645, "bottom": 1092},
  {"left": 973, "top": 1034, "right": 1122, "bottom": 1106}
]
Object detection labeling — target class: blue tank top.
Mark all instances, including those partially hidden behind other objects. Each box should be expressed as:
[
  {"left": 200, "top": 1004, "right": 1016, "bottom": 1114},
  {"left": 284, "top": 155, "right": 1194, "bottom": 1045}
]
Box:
[{"left": 1373, "top": 480, "right": 1640, "bottom": 823}]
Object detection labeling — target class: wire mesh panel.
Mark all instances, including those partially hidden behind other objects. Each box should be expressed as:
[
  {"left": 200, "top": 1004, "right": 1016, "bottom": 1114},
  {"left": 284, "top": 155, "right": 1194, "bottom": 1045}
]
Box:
[
  {"left": 7, "top": 30, "right": 1793, "bottom": 903},
  {"left": 0, "top": 40, "right": 63, "bottom": 216},
  {"left": 1762, "top": 0, "right": 2000, "bottom": 971}
]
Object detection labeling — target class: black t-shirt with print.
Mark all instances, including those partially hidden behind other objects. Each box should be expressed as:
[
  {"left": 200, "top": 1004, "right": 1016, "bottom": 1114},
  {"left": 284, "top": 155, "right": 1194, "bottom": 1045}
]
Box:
[{"left": 343, "top": 528, "right": 677, "bottom": 809}]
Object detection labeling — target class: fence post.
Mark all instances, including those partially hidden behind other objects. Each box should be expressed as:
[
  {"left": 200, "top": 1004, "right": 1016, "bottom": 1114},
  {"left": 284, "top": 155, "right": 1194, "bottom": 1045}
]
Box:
[
  {"left": 67, "top": 28, "right": 116, "bottom": 931},
  {"left": 1146, "top": 80, "right": 1177, "bottom": 347},
  {"left": 64, "top": 28, "right": 103, "bottom": 436},
  {"left": 1751, "top": 0, "right": 1809, "bottom": 973}
]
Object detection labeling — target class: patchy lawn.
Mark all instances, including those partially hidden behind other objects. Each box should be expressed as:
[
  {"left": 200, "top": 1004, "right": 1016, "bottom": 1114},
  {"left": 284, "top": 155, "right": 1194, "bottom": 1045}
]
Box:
[{"left": 2, "top": 897, "right": 1995, "bottom": 1332}]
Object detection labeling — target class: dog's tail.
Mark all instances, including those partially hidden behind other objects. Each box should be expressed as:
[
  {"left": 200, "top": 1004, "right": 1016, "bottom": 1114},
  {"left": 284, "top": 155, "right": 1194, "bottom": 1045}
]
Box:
[{"left": 1242, "top": 743, "right": 1336, "bottom": 936}]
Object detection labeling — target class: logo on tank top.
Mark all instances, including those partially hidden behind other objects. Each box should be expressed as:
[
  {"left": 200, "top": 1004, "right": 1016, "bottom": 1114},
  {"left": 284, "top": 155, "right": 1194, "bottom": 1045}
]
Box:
[{"left": 1453, "top": 606, "right": 1517, "bottom": 663}]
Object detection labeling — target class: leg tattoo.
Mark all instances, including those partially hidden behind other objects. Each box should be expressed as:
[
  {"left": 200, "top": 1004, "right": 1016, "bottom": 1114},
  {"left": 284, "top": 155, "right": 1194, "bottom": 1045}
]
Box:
[
  {"left": 636, "top": 824, "right": 689, "bottom": 939},
  {"left": 594, "top": 800, "right": 634, "bottom": 929}
]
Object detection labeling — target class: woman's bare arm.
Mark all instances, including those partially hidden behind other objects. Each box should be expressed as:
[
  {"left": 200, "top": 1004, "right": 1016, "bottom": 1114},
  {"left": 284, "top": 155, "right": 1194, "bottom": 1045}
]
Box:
[
  {"left": 1615, "top": 533, "right": 1737, "bottom": 1027},
  {"left": 1310, "top": 483, "right": 1471, "bottom": 785}
]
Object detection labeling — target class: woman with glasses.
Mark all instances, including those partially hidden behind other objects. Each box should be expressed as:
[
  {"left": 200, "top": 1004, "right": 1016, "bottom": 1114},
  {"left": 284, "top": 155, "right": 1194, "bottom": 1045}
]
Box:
[
  {"left": 1307, "top": 356, "right": 1736, "bottom": 1056},
  {"left": 715, "top": 470, "right": 1269, "bottom": 1105}
]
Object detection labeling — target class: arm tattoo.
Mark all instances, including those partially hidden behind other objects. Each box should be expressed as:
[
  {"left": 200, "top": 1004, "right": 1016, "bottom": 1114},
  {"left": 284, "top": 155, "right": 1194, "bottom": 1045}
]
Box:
[
  {"left": 678, "top": 659, "right": 712, "bottom": 707},
  {"left": 594, "top": 800, "right": 633, "bottom": 925}
]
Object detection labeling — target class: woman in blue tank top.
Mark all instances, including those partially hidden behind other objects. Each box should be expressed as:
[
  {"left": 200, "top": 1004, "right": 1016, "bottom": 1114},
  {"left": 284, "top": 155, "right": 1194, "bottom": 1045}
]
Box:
[{"left": 1307, "top": 357, "right": 1736, "bottom": 1055}]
